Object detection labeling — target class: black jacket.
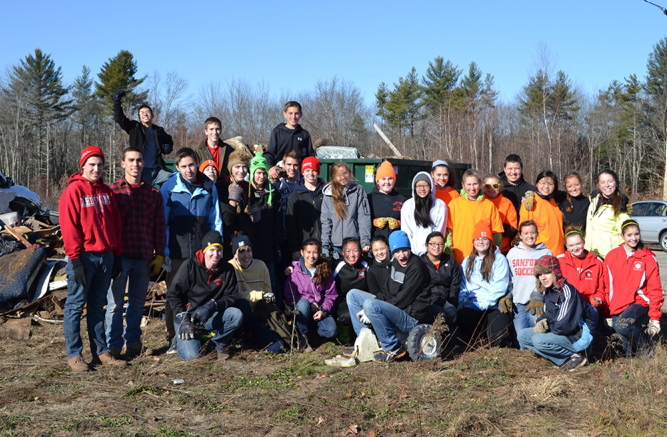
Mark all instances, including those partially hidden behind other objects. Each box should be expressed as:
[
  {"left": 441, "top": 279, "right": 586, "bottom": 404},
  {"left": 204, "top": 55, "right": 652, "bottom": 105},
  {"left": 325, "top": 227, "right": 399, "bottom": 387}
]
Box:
[
  {"left": 558, "top": 192, "right": 590, "bottom": 230},
  {"left": 167, "top": 250, "right": 239, "bottom": 315},
  {"left": 264, "top": 123, "right": 314, "bottom": 167},
  {"left": 113, "top": 100, "right": 173, "bottom": 171},
  {"left": 285, "top": 179, "right": 324, "bottom": 253},
  {"left": 334, "top": 260, "right": 369, "bottom": 298},
  {"left": 420, "top": 253, "right": 461, "bottom": 308},
  {"left": 367, "top": 186, "right": 405, "bottom": 239},
  {"left": 371, "top": 254, "right": 431, "bottom": 322},
  {"left": 499, "top": 172, "right": 536, "bottom": 214},
  {"left": 249, "top": 183, "right": 283, "bottom": 263},
  {"left": 538, "top": 279, "right": 596, "bottom": 343}
]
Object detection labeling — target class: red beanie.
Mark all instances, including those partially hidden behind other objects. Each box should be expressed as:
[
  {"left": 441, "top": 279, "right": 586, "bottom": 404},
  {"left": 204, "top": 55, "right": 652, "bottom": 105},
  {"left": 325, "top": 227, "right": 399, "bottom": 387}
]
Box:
[
  {"left": 301, "top": 156, "right": 321, "bottom": 174},
  {"left": 80, "top": 146, "right": 105, "bottom": 168}
]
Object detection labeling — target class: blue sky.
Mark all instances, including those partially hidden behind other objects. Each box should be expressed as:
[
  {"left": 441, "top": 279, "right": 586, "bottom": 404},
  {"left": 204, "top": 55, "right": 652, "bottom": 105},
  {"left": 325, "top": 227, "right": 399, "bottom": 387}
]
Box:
[{"left": 2, "top": 1, "right": 666, "bottom": 106}]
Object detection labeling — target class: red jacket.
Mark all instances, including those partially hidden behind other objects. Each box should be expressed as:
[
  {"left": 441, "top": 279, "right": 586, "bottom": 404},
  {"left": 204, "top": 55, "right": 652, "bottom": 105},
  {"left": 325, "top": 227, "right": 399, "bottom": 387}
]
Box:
[
  {"left": 557, "top": 250, "right": 605, "bottom": 302},
  {"left": 59, "top": 173, "right": 122, "bottom": 260},
  {"left": 604, "top": 245, "right": 664, "bottom": 320}
]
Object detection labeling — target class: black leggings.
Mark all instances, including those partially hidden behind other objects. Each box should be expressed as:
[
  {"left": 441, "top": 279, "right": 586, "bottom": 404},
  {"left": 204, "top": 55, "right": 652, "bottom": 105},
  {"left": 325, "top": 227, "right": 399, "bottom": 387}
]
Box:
[{"left": 457, "top": 307, "right": 512, "bottom": 347}]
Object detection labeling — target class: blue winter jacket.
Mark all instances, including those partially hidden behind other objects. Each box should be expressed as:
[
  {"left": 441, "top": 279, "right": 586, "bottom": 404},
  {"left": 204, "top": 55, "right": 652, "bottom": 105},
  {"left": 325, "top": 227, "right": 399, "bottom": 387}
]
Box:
[
  {"left": 160, "top": 172, "right": 223, "bottom": 259},
  {"left": 458, "top": 248, "right": 510, "bottom": 311}
]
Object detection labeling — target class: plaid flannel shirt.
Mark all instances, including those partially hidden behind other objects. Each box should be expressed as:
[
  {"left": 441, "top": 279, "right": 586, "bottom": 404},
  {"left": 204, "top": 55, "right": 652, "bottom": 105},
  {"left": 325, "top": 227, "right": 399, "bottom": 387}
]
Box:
[{"left": 110, "top": 178, "right": 166, "bottom": 259}]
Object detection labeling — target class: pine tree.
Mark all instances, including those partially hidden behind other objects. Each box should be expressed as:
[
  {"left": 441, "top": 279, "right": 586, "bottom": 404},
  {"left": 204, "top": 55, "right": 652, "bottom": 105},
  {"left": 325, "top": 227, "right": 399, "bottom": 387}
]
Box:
[
  {"left": 644, "top": 37, "right": 667, "bottom": 199},
  {"left": 95, "top": 50, "right": 147, "bottom": 115}
]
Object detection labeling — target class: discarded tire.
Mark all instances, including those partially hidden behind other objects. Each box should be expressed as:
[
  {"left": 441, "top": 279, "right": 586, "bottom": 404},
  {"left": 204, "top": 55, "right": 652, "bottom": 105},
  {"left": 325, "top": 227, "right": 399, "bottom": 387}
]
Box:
[{"left": 406, "top": 324, "right": 443, "bottom": 361}]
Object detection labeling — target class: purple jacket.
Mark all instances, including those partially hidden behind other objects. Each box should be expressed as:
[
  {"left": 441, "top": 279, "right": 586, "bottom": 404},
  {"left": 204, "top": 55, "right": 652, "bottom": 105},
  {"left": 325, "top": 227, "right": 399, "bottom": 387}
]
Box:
[{"left": 283, "top": 260, "right": 337, "bottom": 313}]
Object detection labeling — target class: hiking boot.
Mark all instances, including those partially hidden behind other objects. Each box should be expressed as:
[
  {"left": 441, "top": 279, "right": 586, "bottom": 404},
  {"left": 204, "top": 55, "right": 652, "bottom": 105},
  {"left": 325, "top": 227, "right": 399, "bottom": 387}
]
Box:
[
  {"left": 342, "top": 347, "right": 356, "bottom": 358},
  {"left": 108, "top": 347, "right": 122, "bottom": 359},
  {"left": 373, "top": 346, "right": 407, "bottom": 363},
  {"left": 124, "top": 342, "right": 143, "bottom": 358},
  {"left": 561, "top": 353, "right": 587, "bottom": 371},
  {"left": 98, "top": 352, "right": 127, "bottom": 367},
  {"left": 67, "top": 356, "right": 89, "bottom": 372}
]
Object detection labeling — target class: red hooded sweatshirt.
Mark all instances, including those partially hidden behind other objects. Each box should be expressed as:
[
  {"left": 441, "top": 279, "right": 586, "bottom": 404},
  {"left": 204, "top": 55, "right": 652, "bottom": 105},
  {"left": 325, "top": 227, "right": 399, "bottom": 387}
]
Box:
[
  {"left": 59, "top": 173, "right": 122, "bottom": 260},
  {"left": 557, "top": 250, "right": 605, "bottom": 302},
  {"left": 604, "top": 245, "right": 664, "bottom": 320}
]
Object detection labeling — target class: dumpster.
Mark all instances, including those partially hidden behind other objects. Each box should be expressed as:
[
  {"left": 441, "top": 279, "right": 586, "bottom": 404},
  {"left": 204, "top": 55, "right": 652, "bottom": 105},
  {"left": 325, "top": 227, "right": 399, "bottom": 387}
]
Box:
[{"left": 319, "top": 158, "right": 470, "bottom": 198}]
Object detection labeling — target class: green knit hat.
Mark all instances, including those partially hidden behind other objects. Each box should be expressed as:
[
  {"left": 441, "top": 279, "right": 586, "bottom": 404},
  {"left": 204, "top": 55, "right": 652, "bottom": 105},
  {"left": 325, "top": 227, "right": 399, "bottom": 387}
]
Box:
[{"left": 249, "top": 152, "right": 273, "bottom": 204}]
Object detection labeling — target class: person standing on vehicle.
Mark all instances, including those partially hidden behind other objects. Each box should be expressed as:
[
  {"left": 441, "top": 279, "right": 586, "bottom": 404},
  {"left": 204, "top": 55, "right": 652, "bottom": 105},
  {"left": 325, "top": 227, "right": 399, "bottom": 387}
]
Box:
[
  {"left": 106, "top": 148, "right": 166, "bottom": 359},
  {"left": 195, "top": 117, "right": 235, "bottom": 182},
  {"left": 265, "top": 101, "right": 315, "bottom": 179},
  {"left": 113, "top": 90, "right": 173, "bottom": 187},
  {"left": 60, "top": 146, "right": 125, "bottom": 371}
]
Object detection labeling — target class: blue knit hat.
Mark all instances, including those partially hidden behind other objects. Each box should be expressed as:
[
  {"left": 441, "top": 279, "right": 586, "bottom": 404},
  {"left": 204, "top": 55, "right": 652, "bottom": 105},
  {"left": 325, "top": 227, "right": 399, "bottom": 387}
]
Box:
[{"left": 389, "top": 230, "right": 411, "bottom": 253}]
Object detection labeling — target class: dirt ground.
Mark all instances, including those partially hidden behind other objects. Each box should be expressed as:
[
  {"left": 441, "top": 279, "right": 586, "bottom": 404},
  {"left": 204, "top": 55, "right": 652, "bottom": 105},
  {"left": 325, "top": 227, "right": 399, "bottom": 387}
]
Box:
[{"left": 1, "top": 251, "right": 667, "bottom": 436}]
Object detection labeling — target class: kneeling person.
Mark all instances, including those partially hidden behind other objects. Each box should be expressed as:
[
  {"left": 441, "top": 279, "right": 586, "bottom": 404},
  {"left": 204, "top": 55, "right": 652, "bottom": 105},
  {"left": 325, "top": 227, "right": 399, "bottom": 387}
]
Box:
[
  {"left": 167, "top": 231, "right": 243, "bottom": 361},
  {"left": 347, "top": 230, "right": 430, "bottom": 363}
]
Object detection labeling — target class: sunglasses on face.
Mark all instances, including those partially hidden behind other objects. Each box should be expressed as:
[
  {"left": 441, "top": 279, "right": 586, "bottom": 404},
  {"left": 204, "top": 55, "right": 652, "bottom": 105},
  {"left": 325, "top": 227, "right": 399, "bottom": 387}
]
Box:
[{"left": 484, "top": 183, "right": 501, "bottom": 189}]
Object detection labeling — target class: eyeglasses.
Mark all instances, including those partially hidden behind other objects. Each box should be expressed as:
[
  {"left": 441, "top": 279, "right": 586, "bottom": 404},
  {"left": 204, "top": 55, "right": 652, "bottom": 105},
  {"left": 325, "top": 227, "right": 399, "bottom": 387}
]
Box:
[
  {"left": 537, "top": 181, "right": 555, "bottom": 187},
  {"left": 415, "top": 184, "right": 430, "bottom": 189},
  {"left": 139, "top": 111, "right": 151, "bottom": 115},
  {"left": 484, "top": 183, "right": 501, "bottom": 189},
  {"left": 428, "top": 242, "right": 445, "bottom": 248}
]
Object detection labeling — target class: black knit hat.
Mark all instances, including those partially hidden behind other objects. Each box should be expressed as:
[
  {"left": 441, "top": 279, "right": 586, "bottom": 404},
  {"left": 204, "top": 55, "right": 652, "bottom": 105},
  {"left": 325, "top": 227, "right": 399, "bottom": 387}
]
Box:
[
  {"left": 201, "top": 230, "right": 223, "bottom": 253},
  {"left": 232, "top": 235, "right": 252, "bottom": 254}
]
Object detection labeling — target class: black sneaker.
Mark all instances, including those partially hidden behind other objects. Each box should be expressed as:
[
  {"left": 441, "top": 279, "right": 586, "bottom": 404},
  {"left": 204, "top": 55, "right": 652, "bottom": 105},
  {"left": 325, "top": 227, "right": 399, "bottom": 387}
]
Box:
[
  {"left": 373, "top": 346, "right": 407, "bottom": 363},
  {"left": 561, "top": 353, "right": 587, "bottom": 371},
  {"left": 342, "top": 347, "right": 356, "bottom": 357}
]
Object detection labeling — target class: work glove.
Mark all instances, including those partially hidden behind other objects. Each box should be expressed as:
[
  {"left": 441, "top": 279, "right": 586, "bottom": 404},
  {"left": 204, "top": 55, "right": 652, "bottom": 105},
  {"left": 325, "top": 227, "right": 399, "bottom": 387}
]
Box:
[
  {"left": 263, "top": 292, "right": 275, "bottom": 303},
  {"left": 245, "top": 203, "right": 261, "bottom": 223},
  {"left": 522, "top": 190, "right": 535, "bottom": 211},
  {"left": 113, "top": 89, "right": 126, "bottom": 103},
  {"left": 498, "top": 293, "right": 513, "bottom": 314},
  {"left": 322, "top": 246, "right": 331, "bottom": 259},
  {"left": 387, "top": 218, "right": 400, "bottom": 230},
  {"left": 373, "top": 217, "right": 388, "bottom": 229},
  {"left": 175, "top": 312, "right": 195, "bottom": 340},
  {"left": 228, "top": 183, "right": 244, "bottom": 204},
  {"left": 148, "top": 255, "right": 164, "bottom": 277},
  {"left": 70, "top": 258, "right": 87, "bottom": 287},
  {"left": 525, "top": 292, "right": 544, "bottom": 316},
  {"left": 191, "top": 299, "right": 218, "bottom": 325},
  {"left": 589, "top": 296, "right": 602, "bottom": 308},
  {"left": 162, "top": 143, "right": 173, "bottom": 154},
  {"left": 162, "top": 256, "right": 172, "bottom": 273},
  {"left": 356, "top": 310, "right": 371, "bottom": 325},
  {"left": 646, "top": 319, "right": 661, "bottom": 336},
  {"left": 112, "top": 256, "right": 123, "bottom": 280},
  {"left": 533, "top": 318, "right": 549, "bottom": 334}
]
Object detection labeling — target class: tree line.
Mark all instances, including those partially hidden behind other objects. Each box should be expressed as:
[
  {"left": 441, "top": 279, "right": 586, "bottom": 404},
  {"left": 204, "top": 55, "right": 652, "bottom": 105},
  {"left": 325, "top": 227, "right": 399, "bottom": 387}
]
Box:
[{"left": 2, "top": 41, "right": 667, "bottom": 200}]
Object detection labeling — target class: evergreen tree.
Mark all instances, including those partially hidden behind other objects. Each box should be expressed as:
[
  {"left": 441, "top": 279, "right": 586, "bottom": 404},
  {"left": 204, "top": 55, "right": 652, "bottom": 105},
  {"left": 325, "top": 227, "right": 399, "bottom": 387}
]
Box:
[
  {"left": 421, "top": 57, "right": 461, "bottom": 116},
  {"left": 95, "top": 50, "right": 147, "bottom": 115},
  {"left": 644, "top": 37, "right": 667, "bottom": 199},
  {"left": 72, "top": 65, "right": 104, "bottom": 149}
]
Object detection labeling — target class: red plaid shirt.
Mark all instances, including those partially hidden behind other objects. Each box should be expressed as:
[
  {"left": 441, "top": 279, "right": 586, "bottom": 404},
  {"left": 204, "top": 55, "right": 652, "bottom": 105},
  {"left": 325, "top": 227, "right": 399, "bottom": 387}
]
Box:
[{"left": 110, "top": 178, "right": 166, "bottom": 259}]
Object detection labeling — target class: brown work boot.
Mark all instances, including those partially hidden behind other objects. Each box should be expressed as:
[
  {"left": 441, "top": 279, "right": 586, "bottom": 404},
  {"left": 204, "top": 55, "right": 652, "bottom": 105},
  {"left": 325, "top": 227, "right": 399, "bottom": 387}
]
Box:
[
  {"left": 98, "top": 352, "right": 127, "bottom": 367},
  {"left": 124, "top": 342, "right": 143, "bottom": 358},
  {"left": 67, "top": 356, "right": 89, "bottom": 372}
]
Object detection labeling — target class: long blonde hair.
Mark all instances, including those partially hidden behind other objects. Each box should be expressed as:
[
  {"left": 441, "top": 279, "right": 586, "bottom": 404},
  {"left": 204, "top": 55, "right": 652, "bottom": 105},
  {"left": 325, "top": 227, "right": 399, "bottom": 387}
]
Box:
[{"left": 330, "top": 162, "right": 351, "bottom": 220}]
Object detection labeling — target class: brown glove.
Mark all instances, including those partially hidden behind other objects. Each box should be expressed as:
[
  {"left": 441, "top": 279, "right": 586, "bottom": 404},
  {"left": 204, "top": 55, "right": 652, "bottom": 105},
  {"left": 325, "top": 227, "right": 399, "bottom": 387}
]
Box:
[
  {"left": 245, "top": 203, "right": 261, "bottom": 223},
  {"left": 498, "top": 294, "right": 513, "bottom": 314},
  {"left": 522, "top": 190, "right": 535, "bottom": 211},
  {"left": 387, "top": 218, "right": 400, "bottom": 230},
  {"left": 373, "top": 217, "right": 388, "bottom": 229},
  {"left": 533, "top": 318, "right": 549, "bottom": 334}
]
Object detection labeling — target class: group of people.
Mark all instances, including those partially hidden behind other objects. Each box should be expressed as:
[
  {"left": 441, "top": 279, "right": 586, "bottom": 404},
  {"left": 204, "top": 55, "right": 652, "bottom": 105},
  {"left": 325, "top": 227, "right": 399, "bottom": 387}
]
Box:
[{"left": 58, "top": 94, "right": 663, "bottom": 372}]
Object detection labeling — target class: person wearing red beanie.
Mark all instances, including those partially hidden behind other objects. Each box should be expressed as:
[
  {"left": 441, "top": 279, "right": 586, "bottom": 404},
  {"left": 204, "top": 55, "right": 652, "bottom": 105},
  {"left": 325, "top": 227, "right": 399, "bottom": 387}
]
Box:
[{"left": 60, "top": 146, "right": 125, "bottom": 371}]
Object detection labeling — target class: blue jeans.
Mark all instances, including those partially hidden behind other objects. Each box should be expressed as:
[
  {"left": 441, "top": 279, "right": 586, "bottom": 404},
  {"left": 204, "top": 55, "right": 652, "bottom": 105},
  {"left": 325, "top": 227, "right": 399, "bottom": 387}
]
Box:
[
  {"left": 346, "top": 289, "right": 376, "bottom": 336},
  {"left": 294, "top": 299, "right": 337, "bottom": 339},
  {"left": 513, "top": 303, "right": 538, "bottom": 332},
  {"left": 517, "top": 328, "right": 576, "bottom": 366},
  {"left": 613, "top": 304, "right": 650, "bottom": 355},
  {"left": 173, "top": 307, "right": 243, "bottom": 361},
  {"left": 64, "top": 252, "right": 114, "bottom": 359},
  {"left": 363, "top": 296, "right": 417, "bottom": 351},
  {"left": 105, "top": 258, "right": 150, "bottom": 349}
]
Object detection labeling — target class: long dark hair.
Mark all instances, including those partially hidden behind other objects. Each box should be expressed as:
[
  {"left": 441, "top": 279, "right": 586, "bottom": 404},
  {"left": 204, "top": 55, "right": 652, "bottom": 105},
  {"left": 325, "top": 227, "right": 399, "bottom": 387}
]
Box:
[
  {"left": 414, "top": 195, "right": 435, "bottom": 228},
  {"left": 620, "top": 219, "right": 645, "bottom": 251},
  {"left": 597, "top": 169, "right": 625, "bottom": 217},
  {"left": 535, "top": 170, "right": 559, "bottom": 195},
  {"left": 465, "top": 241, "right": 497, "bottom": 282},
  {"left": 300, "top": 238, "right": 332, "bottom": 285}
]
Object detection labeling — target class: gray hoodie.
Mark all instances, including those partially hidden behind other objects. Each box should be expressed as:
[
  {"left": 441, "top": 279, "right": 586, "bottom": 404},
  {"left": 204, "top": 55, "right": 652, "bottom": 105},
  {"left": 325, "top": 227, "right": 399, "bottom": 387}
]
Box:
[
  {"left": 320, "top": 182, "right": 371, "bottom": 249},
  {"left": 505, "top": 242, "right": 552, "bottom": 304}
]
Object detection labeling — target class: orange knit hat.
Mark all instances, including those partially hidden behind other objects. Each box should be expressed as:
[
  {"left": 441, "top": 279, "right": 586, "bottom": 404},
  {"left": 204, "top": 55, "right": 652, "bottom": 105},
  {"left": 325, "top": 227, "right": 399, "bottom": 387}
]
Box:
[
  {"left": 472, "top": 220, "right": 492, "bottom": 241},
  {"left": 199, "top": 159, "right": 219, "bottom": 174},
  {"left": 375, "top": 161, "right": 396, "bottom": 183}
]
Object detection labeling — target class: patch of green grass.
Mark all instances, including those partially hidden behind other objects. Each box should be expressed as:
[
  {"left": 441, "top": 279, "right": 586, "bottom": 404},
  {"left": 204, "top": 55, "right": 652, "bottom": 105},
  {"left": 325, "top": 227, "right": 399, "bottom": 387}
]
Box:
[
  {"left": 156, "top": 428, "right": 196, "bottom": 437},
  {"left": 98, "top": 415, "right": 133, "bottom": 428},
  {"left": 273, "top": 405, "right": 310, "bottom": 424}
]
